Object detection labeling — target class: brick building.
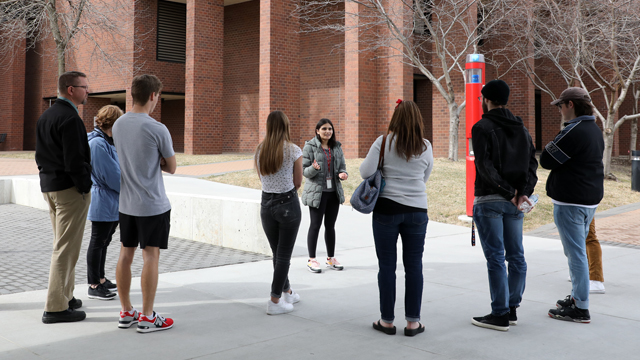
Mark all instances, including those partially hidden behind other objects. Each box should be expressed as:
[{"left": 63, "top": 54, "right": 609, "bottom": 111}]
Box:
[{"left": 1, "top": 0, "right": 638, "bottom": 158}]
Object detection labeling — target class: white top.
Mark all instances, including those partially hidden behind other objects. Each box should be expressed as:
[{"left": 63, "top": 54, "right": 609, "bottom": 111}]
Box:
[
  {"left": 112, "top": 112, "right": 175, "bottom": 217},
  {"left": 552, "top": 199, "right": 599, "bottom": 209},
  {"left": 257, "top": 142, "right": 302, "bottom": 193},
  {"left": 360, "top": 134, "right": 433, "bottom": 209}
]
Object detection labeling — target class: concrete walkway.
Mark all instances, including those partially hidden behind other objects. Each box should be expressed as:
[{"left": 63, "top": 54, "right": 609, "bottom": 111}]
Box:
[
  {"left": 0, "top": 176, "right": 639, "bottom": 360},
  {"left": 0, "top": 156, "right": 254, "bottom": 178}
]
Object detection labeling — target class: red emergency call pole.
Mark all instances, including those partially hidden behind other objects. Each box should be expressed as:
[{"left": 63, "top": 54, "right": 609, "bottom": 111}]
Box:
[{"left": 464, "top": 54, "right": 485, "bottom": 217}]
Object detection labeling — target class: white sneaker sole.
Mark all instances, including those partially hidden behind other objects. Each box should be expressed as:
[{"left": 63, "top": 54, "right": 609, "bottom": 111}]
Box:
[
  {"left": 471, "top": 319, "right": 509, "bottom": 331},
  {"left": 136, "top": 323, "right": 173, "bottom": 333},
  {"left": 307, "top": 266, "right": 322, "bottom": 273},
  {"left": 87, "top": 294, "right": 116, "bottom": 301},
  {"left": 326, "top": 265, "right": 344, "bottom": 271},
  {"left": 118, "top": 320, "right": 138, "bottom": 328}
]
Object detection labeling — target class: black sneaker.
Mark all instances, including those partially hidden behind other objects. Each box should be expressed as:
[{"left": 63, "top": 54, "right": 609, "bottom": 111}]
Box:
[
  {"left": 471, "top": 313, "right": 509, "bottom": 331},
  {"left": 556, "top": 295, "right": 573, "bottom": 308},
  {"left": 88, "top": 284, "right": 117, "bottom": 300},
  {"left": 68, "top": 297, "right": 82, "bottom": 310},
  {"left": 42, "top": 308, "right": 86, "bottom": 324},
  {"left": 548, "top": 304, "right": 591, "bottom": 323},
  {"left": 103, "top": 278, "right": 117, "bottom": 292},
  {"left": 509, "top": 307, "right": 517, "bottom": 325}
]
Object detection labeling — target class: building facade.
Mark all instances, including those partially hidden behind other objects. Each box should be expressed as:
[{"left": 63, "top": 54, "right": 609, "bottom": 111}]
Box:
[{"left": 1, "top": 0, "right": 637, "bottom": 158}]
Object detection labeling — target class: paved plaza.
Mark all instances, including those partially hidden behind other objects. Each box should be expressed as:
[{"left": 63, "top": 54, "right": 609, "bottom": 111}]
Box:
[{"left": 0, "top": 166, "right": 639, "bottom": 359}]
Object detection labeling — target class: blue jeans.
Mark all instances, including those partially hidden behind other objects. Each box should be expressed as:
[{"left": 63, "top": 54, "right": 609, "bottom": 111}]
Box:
[
  {"left": 473, "top": 201, "right": 526, "bottom": 316},
  {"left": 553, "top": 204, "right": 596, "bottom": 309},
  {"left": 372, "top": 211, "right": 428, "bottom": 323},
  {"left": 260, "top": 189, "right": 302, "bottom": 298}
]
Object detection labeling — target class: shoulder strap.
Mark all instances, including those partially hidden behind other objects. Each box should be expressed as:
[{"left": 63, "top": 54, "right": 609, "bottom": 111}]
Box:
[{"left": 377, "top": 135, "right": 387, "bottom": 169}]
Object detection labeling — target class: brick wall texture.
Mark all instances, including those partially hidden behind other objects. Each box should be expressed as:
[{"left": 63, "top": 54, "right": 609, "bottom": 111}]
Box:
[{"left": 4, "top": 0, "right": 639, "bottom": 158}]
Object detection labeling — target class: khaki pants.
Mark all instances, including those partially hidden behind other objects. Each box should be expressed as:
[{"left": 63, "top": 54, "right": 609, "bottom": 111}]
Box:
[
  {"left": 43, "top": 187, "right": 91, "bottom": 312},
  {"left": 585, "top": 218, "right": 604, "bottom": 282}
]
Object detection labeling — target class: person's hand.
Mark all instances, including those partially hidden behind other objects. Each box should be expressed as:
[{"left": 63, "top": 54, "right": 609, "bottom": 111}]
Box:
[
  {"left": 312, "top": 159, "right": 321, "bottom": 170},
  {"left": 160, "top": 157, "right": 166, "bottom": 167},
  {"left": 338, "top": 172, "right": 348, "bottom": 180},
  {"left": 517, "top": 195, "right": 533, "bottom": 211},
  {"left": 510, "top": 190, "right": 519, "bottom": 207}
]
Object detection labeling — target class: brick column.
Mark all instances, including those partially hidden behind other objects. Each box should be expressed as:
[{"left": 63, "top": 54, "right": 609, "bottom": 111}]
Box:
[
  {"left": 0, "top": 39, "right": 26, "bottom": 151},
  {"left": 377, "top": 0, "right": 413, "bottom": 134},
  {"left": 185, "top": 0, "right": 224, "bottom": 154},
  {"left": 259, "top": 0, "right": 300, "bottom": 143}
]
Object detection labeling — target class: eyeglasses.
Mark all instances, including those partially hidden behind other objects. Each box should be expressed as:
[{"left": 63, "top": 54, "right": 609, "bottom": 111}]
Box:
[
  {"left": 556, "top": 102, "right": 565, "bottom": 109},
  {"left": 68, "top": 85, "right": 89, "bottom": 91},
  {"left": 478, "top": 96, "right": 483, "bottom": 102}
]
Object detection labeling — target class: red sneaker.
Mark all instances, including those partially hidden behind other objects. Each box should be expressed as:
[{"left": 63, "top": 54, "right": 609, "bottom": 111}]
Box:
[
  {"left": 118, "top": 309, "right": 139, "bottom": 328},
  {"left": 137, "top": 311, "right": 174, "bottom": 333}
]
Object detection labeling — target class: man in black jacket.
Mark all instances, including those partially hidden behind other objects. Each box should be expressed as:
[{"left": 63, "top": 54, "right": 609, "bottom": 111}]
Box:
[
  {"left": 470, "top": 80, "right": 538, "bottom": 332},
  {"left": 542, "top": 87, "right": 603, "bottom": 324},
  {"left": 36, "top": 71, "right": 93, "bottom": 324}
]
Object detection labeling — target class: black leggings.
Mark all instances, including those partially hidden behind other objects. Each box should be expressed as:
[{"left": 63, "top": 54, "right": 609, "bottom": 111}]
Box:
[
  {"left": 307, "top": 192, "right": 340, "bottom": 258},
  {"left": 87, "top": 221, "right": 118, "bottom": 284}
]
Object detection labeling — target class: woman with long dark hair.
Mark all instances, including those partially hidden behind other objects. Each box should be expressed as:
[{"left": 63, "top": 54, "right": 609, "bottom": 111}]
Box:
[
  {"left": 360, "top": 100, "right": 434, "bottom": 337},
  {"left": 301, "top": 118, "right": 348, "bottom": 273},
  {"left": 255, "top": 110, "right": 303, "bottom": 315}
]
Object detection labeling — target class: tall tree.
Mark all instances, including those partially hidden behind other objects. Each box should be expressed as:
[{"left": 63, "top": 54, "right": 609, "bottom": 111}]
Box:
[
  {"left": 296, "top": 0, "right": 517, "bottom": 161},
  {"left": 0, "top": 0, "right": 142, "bottom": 76},
  {"left": 498, "top": 0, "right": 640, "bottom": 178}
]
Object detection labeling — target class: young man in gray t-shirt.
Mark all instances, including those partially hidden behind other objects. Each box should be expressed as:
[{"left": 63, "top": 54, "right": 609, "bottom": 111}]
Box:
[{"left": 112, "top": 74, "right": 177, "bottom": 333}]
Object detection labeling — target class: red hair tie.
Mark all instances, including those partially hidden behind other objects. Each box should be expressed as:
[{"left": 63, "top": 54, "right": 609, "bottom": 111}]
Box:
[{"left": 395, "top": 99, "right": 403, "bottom": 109}]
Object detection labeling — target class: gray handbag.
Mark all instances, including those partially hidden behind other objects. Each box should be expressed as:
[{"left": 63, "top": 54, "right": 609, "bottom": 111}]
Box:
[{"left": 350, "top": 135, "right": 386, "bottom": 214}]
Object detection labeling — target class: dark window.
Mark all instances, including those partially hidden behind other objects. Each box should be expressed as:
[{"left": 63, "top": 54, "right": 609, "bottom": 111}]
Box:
[{"left": 157, "top": 0, "right": 187, "bottom": 63}]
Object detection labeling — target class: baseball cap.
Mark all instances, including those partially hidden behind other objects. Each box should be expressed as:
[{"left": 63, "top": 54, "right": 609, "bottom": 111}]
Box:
[{"left": 550, "top": 87, "right": 591, "bottom": 105}]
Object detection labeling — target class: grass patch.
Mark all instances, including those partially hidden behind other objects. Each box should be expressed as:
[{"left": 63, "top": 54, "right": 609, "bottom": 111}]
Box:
[
  {"left": 0, "top": 151, "right": 35, "bottom": 160},
  {"left": 206, "top": 157, "right": 640, "bottom": 232},
  {"left": 174, "top": 153, "right": 252, "bottom": 166},
  {"left": 0, "top": 151, "right": 253, "bottom": 166}
]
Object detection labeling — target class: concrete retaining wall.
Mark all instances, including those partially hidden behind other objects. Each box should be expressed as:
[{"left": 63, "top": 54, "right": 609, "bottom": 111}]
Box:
[{"left": 0, "top": 177, "right": 271, "bottom": 255}]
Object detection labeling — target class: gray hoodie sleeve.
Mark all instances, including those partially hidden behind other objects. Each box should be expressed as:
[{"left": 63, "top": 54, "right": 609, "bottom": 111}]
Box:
[{"left": 359, "top": 135, "right": 383, "bottom": 179}]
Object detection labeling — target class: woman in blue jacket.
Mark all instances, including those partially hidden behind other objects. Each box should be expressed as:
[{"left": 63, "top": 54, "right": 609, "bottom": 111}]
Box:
[{"left": 86, "top": 105, "right": 123, "bottom": 301}]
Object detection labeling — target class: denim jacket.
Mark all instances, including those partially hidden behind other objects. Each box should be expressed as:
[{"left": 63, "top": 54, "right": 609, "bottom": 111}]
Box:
[{"left": 87, "top": 128, "right": 121, "bottom": 222}]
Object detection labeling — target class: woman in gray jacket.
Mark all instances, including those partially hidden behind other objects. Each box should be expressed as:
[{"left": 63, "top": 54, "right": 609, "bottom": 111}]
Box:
[{"left": 301, "top": 119, "right": 348, "bottom": 273}]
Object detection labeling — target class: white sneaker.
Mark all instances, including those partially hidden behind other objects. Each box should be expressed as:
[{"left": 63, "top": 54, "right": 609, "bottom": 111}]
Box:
[
  {"left": 326, "top": 257, "right": 344, "bottom": 270},
  {"left": 283, "top": 289, "right": 300, "bottom": 304},
  {"left": 266, "top": 299, "right": 294, "bottom": 315},
  {"left": 589, "top": 280, "right": 605, "bottom": 294},
  {"left": 307, "top": 259, "right": 322, "bottom": 273}
]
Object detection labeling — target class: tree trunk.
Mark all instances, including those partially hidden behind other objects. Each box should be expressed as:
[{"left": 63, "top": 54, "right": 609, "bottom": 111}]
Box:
[
  {"left": 603, "top": 129, "right": 614, "bottom": 177},
  {"left": 57, "top": 44, "right": 65, "bottom": 75},
  {"left": 631, "top": 119, "right": 638, "bottom": 156},
  {"left": 448, "top": 104, "right": 459, "bottom": 161}
]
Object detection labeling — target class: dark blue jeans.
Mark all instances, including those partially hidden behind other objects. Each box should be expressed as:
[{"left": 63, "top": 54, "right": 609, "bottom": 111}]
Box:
[
  {"left": 473, "top": 201, "right": 526, "bottom": 316},
  {"left": 260, "top": 189, "right": 302, "bottom": 298},
  {"left": 372, "top": 211, "right": 428, "bottom": 323}
]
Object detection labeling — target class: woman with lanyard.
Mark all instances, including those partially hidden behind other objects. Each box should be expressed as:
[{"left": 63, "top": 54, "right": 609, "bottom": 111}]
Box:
[{"left": 301, "top": 118, "right": 348, "bottom": 273}]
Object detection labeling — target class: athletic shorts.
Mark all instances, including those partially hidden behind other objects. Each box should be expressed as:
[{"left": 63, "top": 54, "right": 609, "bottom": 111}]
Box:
[{"left": 119, "top": 210, "right": 170, "bottom": 249}]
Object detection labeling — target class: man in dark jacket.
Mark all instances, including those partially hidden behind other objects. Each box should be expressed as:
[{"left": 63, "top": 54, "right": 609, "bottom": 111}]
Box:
[
  {"left": 470, "top": 80, "right": 538, "bottom": 332},
  {"left": 36, "top": 71, "right": 93, "bottom": 324},
  {"left": 542, "top": 87, "right": 603, "bottom": 324}
]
